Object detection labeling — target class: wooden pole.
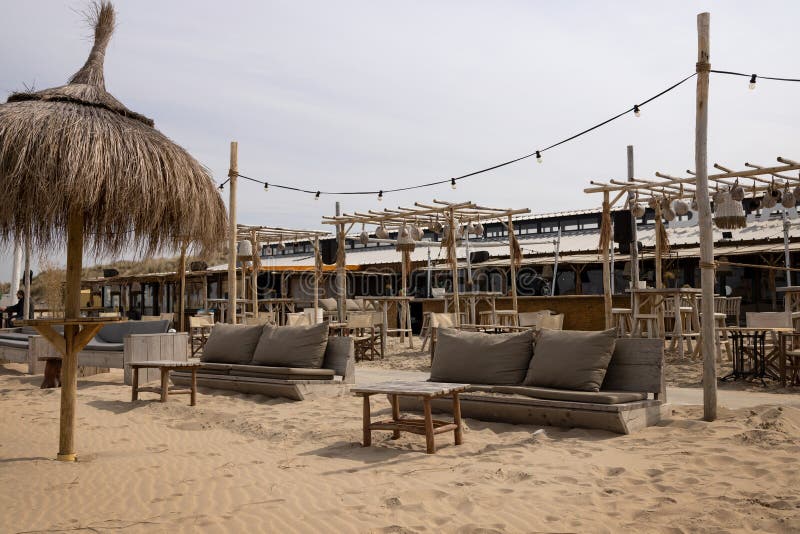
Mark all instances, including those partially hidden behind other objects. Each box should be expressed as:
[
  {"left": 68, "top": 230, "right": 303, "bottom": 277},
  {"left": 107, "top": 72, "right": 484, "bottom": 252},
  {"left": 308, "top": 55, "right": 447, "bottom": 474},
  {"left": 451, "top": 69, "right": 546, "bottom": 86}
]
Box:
[
  {"left": 178, "top": 241, "right": 187, "bottom": 332},
  {"left": 23, "top": 233, "right": 31, "bottom": 319},
  {"left": 508, "top": 215, "right": 519, "bottom": 313},
  {"left": 313, "top": 235, "right": 320, "bottom": 323},
  {"left": 336, "top": 202, "right": 347, "bottom": 323},
  {"left": 58, "top": 209, "right": 83, "bottom": 461},
  {"left": 627, "top": 146, "right": 640, "bottom": 295},
  {"left": 695, "top": 11, "right": 717, "bottom": 421},
  {"left": 449, "top": 208, "right": 461, "bottom": 325},
  {"left": 250, "top": 230, "right": 259, "bottom": 320},
  {"left": 654, "top": 204, "right": 664, "bottom": 290},
  {"left": 602, "top": 191, "right": 612, "bottom": 328},
  {"left": 227, "top": 141, "right": 238, "bottom": 324}
]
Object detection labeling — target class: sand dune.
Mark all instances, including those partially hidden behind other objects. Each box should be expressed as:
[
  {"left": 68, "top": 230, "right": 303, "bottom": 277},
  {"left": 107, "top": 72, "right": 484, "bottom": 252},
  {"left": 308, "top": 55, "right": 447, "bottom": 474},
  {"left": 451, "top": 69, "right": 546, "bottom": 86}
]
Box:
[{"left": 2, "top": 361, "right": 800, "bottom": 533}]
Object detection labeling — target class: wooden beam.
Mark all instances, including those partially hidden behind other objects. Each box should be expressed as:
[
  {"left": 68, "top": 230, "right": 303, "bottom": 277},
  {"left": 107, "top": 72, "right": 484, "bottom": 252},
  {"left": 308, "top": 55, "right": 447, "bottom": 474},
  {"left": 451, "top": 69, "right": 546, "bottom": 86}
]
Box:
[{"left": 227, "top": 141, "right": 238, "bottom": 324}]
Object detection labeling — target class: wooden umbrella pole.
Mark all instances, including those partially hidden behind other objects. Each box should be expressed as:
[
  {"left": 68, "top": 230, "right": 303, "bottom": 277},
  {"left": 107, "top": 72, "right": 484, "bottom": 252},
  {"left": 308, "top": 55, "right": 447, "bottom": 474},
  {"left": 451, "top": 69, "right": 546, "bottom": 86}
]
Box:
[
  {"left": 178, "top": 240, "right": 187, "bottom": 331},
  {"left": 227, "top": 141, "right": 238, "bottom": 324},
  {"left": 58, "top": 209, "right": 83, "bottom": 462},
  {"left": 508, "top": 215, "right": 519, "bottom": 313},
  {"left": 695, "top": 12, "right": 717, "bottom": 421},
  {"left": 602, "top": 192, "right": 612, "bottom": 328}
]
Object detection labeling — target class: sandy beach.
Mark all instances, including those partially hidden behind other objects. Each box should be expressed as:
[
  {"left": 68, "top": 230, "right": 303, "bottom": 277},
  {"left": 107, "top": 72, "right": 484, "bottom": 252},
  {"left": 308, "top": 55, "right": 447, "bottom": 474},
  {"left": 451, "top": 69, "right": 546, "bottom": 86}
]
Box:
[{"left": 3, "top": 347, "right": 800, "bottom": 534}]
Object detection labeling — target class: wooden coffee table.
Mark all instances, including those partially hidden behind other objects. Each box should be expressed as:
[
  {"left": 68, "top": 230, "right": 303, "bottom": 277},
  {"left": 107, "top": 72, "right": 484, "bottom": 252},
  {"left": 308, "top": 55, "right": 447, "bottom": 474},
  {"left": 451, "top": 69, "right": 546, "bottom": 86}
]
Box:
[
  {"left": 126, "top": 360, "right": 201, "bottom": 405},
  {"left": 352, "top": 381, "right": 469, "bottom": 454}
]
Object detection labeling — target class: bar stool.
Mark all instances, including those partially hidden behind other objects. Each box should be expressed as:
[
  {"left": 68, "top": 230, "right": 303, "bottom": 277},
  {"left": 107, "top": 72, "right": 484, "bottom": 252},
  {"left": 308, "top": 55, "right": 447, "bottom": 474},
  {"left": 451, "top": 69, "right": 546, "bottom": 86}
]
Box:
[{"left": 611, "top": 308, "right": 633, "bottom": 337}]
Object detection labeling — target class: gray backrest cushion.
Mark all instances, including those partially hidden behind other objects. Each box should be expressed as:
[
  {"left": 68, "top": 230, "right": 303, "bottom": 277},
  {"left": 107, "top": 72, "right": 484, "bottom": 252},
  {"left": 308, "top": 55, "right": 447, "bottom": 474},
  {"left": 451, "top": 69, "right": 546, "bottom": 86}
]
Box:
[
  {"left": 251, "top": 322, "right": 329, "bottom": 368},
  {"left": 523, "top": 328, "right": 617, "bottom": 392},
  {"left": 430, "top": 328, "right": 534, "bottom": 385},
  {"left": 97, "top": 320, "right": 169, "bottom": 343},
  {"left": 201, "top": 324, "right": 264, "bottom": 364}
]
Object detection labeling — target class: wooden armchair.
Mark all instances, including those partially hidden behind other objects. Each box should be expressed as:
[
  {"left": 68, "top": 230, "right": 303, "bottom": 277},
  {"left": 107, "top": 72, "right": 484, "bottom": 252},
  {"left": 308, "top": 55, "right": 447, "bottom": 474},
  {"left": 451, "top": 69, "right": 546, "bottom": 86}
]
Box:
[
  {"left": 347, "top": 312, "right": 381, "bottom": 361},
  {"left": 189, "top": 315, "right": 214, "bottom": 357}
]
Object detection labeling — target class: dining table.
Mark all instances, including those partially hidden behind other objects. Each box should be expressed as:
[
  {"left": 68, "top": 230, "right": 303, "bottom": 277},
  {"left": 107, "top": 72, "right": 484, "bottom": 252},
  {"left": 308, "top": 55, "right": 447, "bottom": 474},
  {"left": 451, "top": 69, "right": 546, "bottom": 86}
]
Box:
[
  {"left": 630, "top": 287, "right": 702, "bottom": 359},
  {"left": 721, "top": 326, "right": 794, "bottom": 385}
]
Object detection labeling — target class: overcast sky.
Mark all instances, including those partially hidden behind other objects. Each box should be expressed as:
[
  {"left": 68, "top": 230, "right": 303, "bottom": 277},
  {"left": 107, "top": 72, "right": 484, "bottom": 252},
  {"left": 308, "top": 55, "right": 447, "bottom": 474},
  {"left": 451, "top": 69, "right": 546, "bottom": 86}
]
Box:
[{"left": 1, "top": 1, "right": 799, "bottom": 282}]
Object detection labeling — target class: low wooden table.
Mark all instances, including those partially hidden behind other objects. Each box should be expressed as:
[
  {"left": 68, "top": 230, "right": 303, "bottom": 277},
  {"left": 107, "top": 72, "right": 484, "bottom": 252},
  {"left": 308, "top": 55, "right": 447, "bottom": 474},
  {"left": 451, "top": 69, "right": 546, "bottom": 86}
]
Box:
[
  {"left": 39, "top": 356, "right": 63, "bottom": 389},
  {"left": 126, "top": 360, "right": 201, "bottom": 405},
  {"left": 352, "top": 381, "right": 469, "bottom": 454}
]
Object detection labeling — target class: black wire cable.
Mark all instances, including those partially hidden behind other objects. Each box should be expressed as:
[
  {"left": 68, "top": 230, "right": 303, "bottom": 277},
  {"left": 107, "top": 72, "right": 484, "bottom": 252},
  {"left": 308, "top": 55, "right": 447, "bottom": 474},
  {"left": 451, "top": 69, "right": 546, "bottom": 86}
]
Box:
[
  {"left": 711, "top": 69, "right": 800, "bottom": 82},
  {"left": 217, "top": 68, "right": 795, "bottom": 198}
]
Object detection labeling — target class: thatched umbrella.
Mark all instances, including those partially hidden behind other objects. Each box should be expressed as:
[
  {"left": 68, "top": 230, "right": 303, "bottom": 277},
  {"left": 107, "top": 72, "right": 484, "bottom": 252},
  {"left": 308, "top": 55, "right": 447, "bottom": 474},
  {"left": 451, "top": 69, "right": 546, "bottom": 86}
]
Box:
[{"left": 0, "top": 2, "right": 227, "bottom": 461}]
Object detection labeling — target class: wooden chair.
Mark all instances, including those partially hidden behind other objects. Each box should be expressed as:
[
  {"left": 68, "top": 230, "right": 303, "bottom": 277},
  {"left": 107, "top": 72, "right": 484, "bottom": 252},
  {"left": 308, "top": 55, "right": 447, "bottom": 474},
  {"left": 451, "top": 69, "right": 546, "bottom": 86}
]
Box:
[
  {"left": 611, "top": 308, "right": 634, "bottom": 337},
  {"left": 189, "top": 315, "right": 214, "bottom": 357},
  {"left": 725, "top": 297, "right": 742, "bottom": 326},
  {"left": 429, "top": 313, "right": 460, "bottom": 361},
  {"left": 347, "top": 312, "right": 381, "bottom": 361},
  {"left": 518, "top": 310, "right": 564, "bottom": 330},
  {"left": 141, "top": 315, "right": 161, "bottom": 322},
  {"left": 778, "top": 332, "right": 800, "bottom": 387},
  {"left": 244, "top": 313, "right": 275, "bottom": 326}
]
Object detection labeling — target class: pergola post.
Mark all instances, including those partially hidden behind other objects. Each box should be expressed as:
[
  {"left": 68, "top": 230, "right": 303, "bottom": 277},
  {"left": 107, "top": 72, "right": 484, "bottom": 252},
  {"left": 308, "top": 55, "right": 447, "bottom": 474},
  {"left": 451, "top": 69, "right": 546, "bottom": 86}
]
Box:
[
  {"left": 695, "top": 11, "right": 717, "bottom": 421},
  {"left": 507, "top": 215, "right": 519, "bottom": 313},
  {"left": 448, "top": 208, "right": 461, "bottom": 326},
  {"left": 250, "top": 229, "right": 259, "bottom": 320},
  {"left": 602, "top": 191, "right": 612, "bottom": 328},
  {"left": 627, "top": 146, "right": 640, "bottom": 293},
  {"left": 313, "top": 235, "right": 320, "bottom": 323},
  {"left": 227, "top": 141, "right": 238, "bottom": 324}
]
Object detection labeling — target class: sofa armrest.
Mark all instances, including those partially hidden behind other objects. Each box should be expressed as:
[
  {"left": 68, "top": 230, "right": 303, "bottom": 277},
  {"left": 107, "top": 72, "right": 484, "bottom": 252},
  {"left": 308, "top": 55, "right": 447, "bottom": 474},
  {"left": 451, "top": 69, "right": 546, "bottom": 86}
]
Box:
[{"left": 323, "top": 336, "right": 355, "bottom": 384}]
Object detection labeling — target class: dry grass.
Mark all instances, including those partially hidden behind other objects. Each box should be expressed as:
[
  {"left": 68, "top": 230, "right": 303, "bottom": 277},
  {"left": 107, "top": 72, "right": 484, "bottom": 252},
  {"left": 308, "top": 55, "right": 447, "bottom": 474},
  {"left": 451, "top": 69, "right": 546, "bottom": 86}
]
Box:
[
  {"left": 32, "top": 260, "right": 66, "bottom": 314},
  {"left": 0, "top": 1, "right": 226, "bottom": 258}
]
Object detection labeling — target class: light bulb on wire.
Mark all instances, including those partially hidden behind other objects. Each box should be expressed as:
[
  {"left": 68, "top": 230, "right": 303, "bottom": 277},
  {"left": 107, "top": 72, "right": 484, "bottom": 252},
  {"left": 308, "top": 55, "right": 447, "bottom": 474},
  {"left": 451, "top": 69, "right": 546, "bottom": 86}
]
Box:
[
  {"left": 378, "top": 190, "right": 383, "bottom": 202},
  {"left": 633, "top": 104, "right": 641, "bottom": 117},
  {"left": 218, "top": 183, "right": 224, "bottom": 191},
  {"left": 451, "top": 178, "right": 457, "bottom": 190},
  {"left": 749, "top": 74, "right": 757, "bottom": 90},
  {"left": 314, "top": 191, "right": 320, "bottom": 200},
  {"left": 263, "top": 182, "right": 269, "bottom": 192},
  {"left": 536, "top": 151, "right": 542, "bottom": 164}
]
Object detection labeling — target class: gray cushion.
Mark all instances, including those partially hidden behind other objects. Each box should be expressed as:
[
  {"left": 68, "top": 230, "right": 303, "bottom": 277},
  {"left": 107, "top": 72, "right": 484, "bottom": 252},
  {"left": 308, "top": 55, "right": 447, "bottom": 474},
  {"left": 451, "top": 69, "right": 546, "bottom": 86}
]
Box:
[
  {"left": 229, "top": 364, "right": 335, "bottom": 380},
  {"left": 0, "top": 338, "right": 29, "bottom": 349},
  {"left": 319, "top": 298, "right": 338, "bottom": 311},
  {"left": 201, "top": 324, "right": 264, "bottom": 364},
  {"left": 430, "top": 328, "right": 534, "bottom": 385},
  {"left": 322, "top": 336, "right": 354, "bottom": 377},
  {"left": 0, "top": 333, "right": 31, "bottom": 342},
  {"left": 97, "top": 320, "right": 169, "bottom": 343},
  {"left": 468, "top": 384, "right": 647, "bottom": 405},
  {"left": 83, "top": 339, "right": 125, "bottom": 352},
  {"left": 524, "top": 329, "right": 616, "bottom": 392},
  {"left": 251, "top": 323, "right": 329, "bottom": 368}
]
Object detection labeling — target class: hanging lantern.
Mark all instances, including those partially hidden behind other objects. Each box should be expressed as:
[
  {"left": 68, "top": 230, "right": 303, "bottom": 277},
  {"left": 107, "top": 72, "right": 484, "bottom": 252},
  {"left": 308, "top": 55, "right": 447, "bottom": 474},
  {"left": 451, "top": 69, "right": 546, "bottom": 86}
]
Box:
[
  {"left": 730, "top": 180, "right": 745, "bottom": 202},
  {"left": 631, "top": 202, "right": 645, "bottom": 218},
  {"left": 661, "top": 197, "right": 676, "bottom": 222},
  {"left": 276, "top": 238, "right": 286, "bottom": 251},
  {"left": 237, "top": 239, "right": 253, "bottom": 257},
  {"left": 690, "top": 195, "right": 698, "bottom": 211},
  {"left": 375, "top": 224, "right": 389, "bottom": 239},
  {"left": 762, "top": 188, "right": 777, "bottom": 209},
  {"left": 472, "top": 221, "right": 484, "bottom": 237},
  {"left": 409, "top": 224, "right": 423, "bottom": 241},
  {"left": 432, "top": 219, "right": 443, "bottom": 234},
  {"left": 395, "top": 225, "right": 416, "bottom": 252},
  {"left": 358, "top": 230, "right": 370, "bottom": 245},
  {"left": 648, "top": 197, "right": 659, "bottom": 210},
  {"left": 783, "top": 183, "right": 796, "bottom": 209},
  {"left": 714, "top": 191, "right": 747, "bottom": 229},
  {"left": 793, "top": 185, "right": 800, "bottom": 201},
  {"left": 672, "top": 198, "right": 689, "bottom": 217}
]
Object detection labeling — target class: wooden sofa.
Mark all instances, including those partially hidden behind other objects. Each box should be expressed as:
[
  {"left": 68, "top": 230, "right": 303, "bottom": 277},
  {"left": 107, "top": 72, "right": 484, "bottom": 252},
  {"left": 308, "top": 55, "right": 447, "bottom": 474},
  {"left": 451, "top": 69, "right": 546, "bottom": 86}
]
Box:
[
  {"left": 399, "top": 338, "right": 667, "bottom": 434},
  {"left": 171, "top": 336, "right": 355, "bottom": 401},
  {"left": 0, "top": 321, "right": 188, "bottom": 385}
]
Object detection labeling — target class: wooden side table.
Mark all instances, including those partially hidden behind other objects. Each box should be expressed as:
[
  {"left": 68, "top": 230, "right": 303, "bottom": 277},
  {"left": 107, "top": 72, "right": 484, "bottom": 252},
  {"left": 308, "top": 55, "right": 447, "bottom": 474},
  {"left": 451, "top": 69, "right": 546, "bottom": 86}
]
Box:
[
  {"left": 127, "top": 360, "right": 201, "bottom": 405},
  {"left": 352, "top": 381, "right": 469, "bottom": 454}
]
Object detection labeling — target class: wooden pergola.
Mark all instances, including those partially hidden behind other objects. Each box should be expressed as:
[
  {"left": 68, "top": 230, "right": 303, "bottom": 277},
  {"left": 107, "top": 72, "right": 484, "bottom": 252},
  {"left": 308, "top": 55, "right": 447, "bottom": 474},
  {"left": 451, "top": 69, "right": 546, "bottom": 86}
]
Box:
[
  {"left": 585, "top": 156, "right": 800, "bottom": 328},
  {"left": 322, "top": 200, "right": 530, "bottom": 326},
  {"left": 226, "top": 225, "right": 330, "bottom": 324}
]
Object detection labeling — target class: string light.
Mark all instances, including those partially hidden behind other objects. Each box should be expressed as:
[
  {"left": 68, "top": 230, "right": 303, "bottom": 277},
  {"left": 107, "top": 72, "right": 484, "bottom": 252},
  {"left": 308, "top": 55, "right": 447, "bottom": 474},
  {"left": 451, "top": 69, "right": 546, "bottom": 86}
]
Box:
[
  {"left": 227, "top": 69, "right": 800, "bottom": 198},
  {"left": 218, "top": 183, "right": 224, "bottom": 190},
  {"left": 263, "top": 182, "right": 269, "bottom": 191}
]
